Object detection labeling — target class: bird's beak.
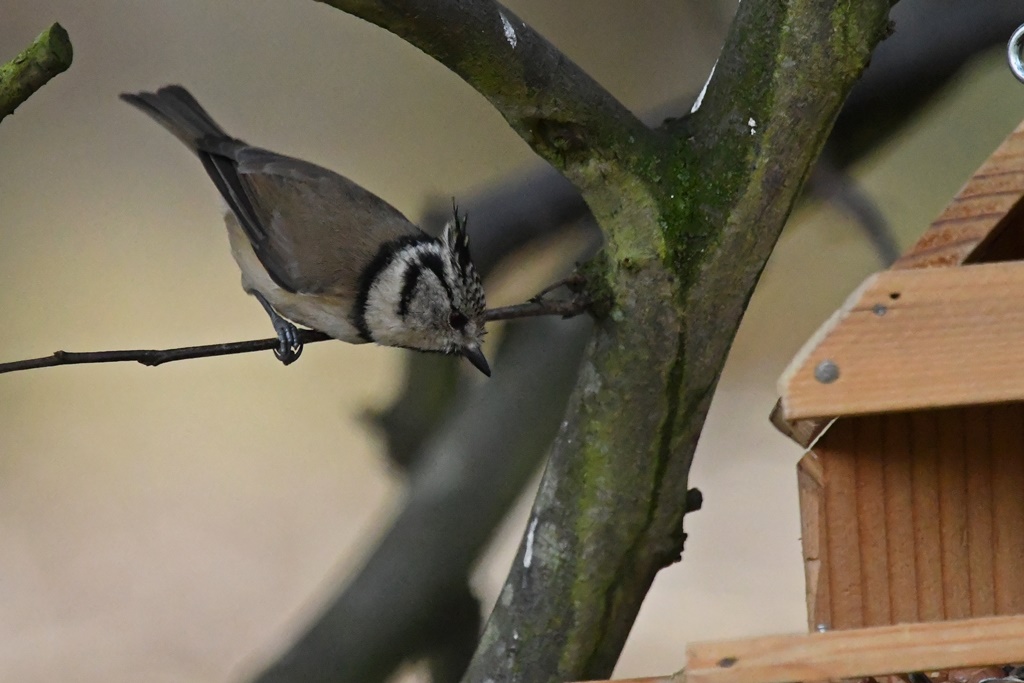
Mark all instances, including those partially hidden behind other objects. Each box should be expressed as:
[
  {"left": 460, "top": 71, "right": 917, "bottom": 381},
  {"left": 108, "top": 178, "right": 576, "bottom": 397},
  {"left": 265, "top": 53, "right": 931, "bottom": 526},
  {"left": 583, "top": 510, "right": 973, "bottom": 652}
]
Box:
[{"left": 462, "top": 345, "right": 491, "bottom": 377}]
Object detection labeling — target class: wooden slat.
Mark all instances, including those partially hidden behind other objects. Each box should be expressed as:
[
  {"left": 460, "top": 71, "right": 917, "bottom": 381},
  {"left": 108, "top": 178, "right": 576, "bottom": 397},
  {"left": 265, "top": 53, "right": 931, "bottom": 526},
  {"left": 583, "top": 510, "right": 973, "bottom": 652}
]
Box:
[
  {"left": 964, "top": 407, "right": 995, "bottom": 616},
  {"left": 855, "top": 416, "right": 890, "bottom": 626},
  {"left": 894, "top": 120, "right": 1024, "bottom": 270},
  {"left": 991, "top": 403, "right": 1024, "bottom": 613},
  {"left": 817, "top": 420, "right": 863, "bottom": 628},
  {"left": 797, "top": 453, "right": 828, "bottom": 630},
  {"left": 779, "top": 261, "right": 1024, "bottom": 420},
  {"left": 937, "top": 408, "right": 971, "bottom": 620},
  {"left": 908, "top": 411, "right": 943, "bottom": 621},
  {"left": 883, "top": 414, "right": 918, "bottom": 623},
  {"left": 769, "top": 402, "right": 830, "bottom": 448},
  {"left": 686, "top": 615, "right": 1024, "bottom": 683}
]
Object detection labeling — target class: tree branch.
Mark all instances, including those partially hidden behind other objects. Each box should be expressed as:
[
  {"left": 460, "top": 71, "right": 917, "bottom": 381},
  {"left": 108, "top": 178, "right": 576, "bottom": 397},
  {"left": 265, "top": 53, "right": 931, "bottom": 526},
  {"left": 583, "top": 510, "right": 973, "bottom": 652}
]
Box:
[
  {"left": 0, "top": 23, "right": 73, "bottom": 123},
  {"left": 313, "top": 0, "right": 664, "bottom": 196},
  {"left": 485, "top": 295, "right": 589, "bottom": 322},
  {"left": 0, "top": 330, "right": 331, "bottom": 374}
]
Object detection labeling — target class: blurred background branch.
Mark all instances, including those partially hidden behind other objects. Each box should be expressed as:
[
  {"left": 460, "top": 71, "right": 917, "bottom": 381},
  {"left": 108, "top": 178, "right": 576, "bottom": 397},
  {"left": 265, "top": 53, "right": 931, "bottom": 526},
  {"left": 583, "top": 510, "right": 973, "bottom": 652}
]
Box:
[
  {"left": 0, "top": 22, "right": 72, "bottom": 123},
  {"left": 251, "top": 315, "right": 592, "bottom": 683}
]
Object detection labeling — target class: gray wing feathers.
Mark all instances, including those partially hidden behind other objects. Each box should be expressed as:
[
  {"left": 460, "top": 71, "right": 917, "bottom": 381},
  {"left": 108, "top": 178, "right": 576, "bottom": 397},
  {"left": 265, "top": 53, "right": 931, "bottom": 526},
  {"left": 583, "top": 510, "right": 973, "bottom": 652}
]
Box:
[
  {"left": 121, "top": 85, "right": 422, "bottom": 297},
  {"left": 235, "top": 151, "right": 422, "bottom": 295}
]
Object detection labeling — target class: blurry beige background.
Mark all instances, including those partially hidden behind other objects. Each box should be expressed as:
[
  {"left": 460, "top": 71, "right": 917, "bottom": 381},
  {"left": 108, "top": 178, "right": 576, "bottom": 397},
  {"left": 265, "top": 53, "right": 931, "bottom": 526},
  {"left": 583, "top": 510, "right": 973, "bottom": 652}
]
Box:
[{"left": 3, "top": 2, "right": 1024, "bottom": 681}]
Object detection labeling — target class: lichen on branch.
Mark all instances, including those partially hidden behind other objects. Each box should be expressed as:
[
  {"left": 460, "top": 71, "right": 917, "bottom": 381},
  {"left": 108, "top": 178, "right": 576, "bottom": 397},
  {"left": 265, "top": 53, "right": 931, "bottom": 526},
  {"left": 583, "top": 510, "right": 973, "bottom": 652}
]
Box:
[{"left": 0, "top": 23, "right": 73, "bottom": 123}]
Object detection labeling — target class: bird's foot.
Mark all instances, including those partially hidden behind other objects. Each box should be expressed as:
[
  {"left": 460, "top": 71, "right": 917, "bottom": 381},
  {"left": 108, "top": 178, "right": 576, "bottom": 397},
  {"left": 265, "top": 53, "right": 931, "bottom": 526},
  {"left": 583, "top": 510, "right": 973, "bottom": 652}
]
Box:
[
  {"left": 529, "top": 271, "right": 587, "bottom": 303},
  {"left": 252, "top": 291, "right": 303, "bottom": 365},
  {"left": 272, "top": 319, "right": 303, "bottom": 365}
]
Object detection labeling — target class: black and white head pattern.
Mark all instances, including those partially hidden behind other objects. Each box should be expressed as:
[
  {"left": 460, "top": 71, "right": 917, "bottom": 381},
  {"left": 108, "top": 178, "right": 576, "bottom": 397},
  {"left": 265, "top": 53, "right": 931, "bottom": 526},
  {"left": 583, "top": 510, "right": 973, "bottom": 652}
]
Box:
[
  {"left": 440, "top": 207, "right": 486, "bottom": 323},
  {"left": 356, "top": 206, "right": 487, "bottom": 359}
]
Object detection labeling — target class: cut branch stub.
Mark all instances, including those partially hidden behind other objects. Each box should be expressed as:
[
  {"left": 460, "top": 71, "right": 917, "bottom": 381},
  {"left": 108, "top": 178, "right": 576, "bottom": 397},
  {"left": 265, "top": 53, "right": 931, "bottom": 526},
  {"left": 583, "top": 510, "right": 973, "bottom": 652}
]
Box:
[{"left": 0, "top": 23, "right": 73, "bottom": 122}]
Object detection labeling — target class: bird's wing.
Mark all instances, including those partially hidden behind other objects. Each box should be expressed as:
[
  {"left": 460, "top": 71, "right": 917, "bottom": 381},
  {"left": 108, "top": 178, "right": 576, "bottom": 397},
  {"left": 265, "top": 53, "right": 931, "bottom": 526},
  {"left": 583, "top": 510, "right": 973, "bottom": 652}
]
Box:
[{"left": 198, "top": 142, "right": 423, "bottom": 296}]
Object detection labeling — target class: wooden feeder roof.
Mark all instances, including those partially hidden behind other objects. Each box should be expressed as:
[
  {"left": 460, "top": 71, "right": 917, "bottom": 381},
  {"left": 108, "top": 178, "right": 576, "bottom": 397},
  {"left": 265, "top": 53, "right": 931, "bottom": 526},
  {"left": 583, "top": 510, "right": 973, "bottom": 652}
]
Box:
[{"left": 775, "top": 121, "right": 1024, "bottom": 445}]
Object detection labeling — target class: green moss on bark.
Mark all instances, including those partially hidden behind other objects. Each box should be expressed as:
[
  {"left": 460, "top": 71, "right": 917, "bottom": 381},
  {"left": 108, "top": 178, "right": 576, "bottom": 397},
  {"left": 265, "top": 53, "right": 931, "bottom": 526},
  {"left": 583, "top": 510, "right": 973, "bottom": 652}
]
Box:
[{"left": 0, "top": 23, "right": 72, "bottom": 122}]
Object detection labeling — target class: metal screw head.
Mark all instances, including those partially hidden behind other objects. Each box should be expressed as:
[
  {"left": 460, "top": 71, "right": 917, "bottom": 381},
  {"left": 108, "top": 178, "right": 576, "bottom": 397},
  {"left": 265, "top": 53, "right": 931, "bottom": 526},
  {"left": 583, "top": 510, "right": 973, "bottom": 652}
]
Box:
[
  {"left": 872, "top": 304, "right": 887, "bottom": 316},
  {"left": 814, "top": 359, "right": 840, "bottom": 384}
]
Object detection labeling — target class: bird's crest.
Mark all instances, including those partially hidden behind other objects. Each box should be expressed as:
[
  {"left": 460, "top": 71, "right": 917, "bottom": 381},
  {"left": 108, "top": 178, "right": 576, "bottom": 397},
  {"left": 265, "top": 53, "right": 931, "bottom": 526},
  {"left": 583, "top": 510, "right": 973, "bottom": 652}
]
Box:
[{"left": 442, "top": 201, "right": 486, "bottom": 316}]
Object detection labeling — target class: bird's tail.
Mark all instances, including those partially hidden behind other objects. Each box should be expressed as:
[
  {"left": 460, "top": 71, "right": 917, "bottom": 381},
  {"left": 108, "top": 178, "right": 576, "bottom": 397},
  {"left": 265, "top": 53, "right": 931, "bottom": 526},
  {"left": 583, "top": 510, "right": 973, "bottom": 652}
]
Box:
[{"left": 120, "top": 85, "right": 234, "bottom": 151}]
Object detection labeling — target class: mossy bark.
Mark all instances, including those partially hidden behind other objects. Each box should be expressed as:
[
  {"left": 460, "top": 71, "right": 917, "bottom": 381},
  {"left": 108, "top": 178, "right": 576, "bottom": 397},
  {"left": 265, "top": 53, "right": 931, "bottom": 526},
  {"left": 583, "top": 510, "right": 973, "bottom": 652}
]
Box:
[
  {"left": 314, "top": 1, "right": 895, "bottom": 681},
  {"left": 0, "top": 23, "right": 72, "bottom": 123}
]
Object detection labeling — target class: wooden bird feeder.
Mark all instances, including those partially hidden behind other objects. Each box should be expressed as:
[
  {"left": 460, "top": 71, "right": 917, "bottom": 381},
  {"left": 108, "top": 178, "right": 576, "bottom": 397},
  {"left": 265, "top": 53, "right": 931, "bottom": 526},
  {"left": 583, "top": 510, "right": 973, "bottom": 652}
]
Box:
[
  {"left": 582, "top": 121, "right": 1024, "bottom": 683},
  {"left": 774, "top": 120, "right": 1024, "bottom": 633}
]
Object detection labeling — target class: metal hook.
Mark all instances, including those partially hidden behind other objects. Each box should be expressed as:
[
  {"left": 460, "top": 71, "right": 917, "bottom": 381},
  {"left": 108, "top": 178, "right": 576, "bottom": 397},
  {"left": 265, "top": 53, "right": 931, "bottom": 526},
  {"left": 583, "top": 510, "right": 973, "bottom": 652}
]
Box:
[{"left": 1009, "top": 23, "right": 1024, "bottom": 84}]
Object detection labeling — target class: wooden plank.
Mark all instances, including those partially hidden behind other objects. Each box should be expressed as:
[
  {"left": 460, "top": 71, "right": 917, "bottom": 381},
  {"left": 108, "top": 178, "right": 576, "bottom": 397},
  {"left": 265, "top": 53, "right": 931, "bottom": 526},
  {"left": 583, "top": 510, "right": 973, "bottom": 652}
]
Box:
[
  {"left": 855, "top": 416, "right": 890, "bottom": 626},
  {"left": 964, "top": 406, "right": 995, "bottom": 616},
  {"left": 769, "top": 401, "right": 830, "bottom": 449},
  {"left": 909, "top": 410, "right": 943, "bottom": 621},
  {"left": 894, "top": 120, "right": 1024, "bottom": 270},
  {"left": 797, "top": 453, "right": 829, "bottom": 630},
  {"left": 686, "top": 615, "right": 1024, "bottom": 683},
  {"left": 990, "top": 403, "right": 1024, "bottom": 613},
  {"left": 815, "top": 422, "right": 863, "bottom": 628},
  {"left": 937, "top": 408, "right": 971, "bottom": 620},
  {"left": 882, "top": 413, "right": 919, "bottom": 623},
  {"left": 965, "top": 200, "right": 1024, "bottom": 264},
  {"left": 779, "top": 261, "right": 1024, "bottom": 420}
]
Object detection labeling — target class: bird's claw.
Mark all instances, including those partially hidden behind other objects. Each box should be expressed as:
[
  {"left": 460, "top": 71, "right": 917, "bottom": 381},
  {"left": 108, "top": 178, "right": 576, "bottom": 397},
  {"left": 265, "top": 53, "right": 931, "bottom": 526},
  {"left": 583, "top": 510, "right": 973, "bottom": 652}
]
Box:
[
  {"left": 252, "top": 291, "right": 304, "bottom": 366},
  {"left": 529, "top": 272, "right": 587, "bottom": 303},
  {"left": 272, "top": 320, "right": 303, "bottom": 366},
  {"left": 273, "top": 341, "right": 302, "bottom": 365}
]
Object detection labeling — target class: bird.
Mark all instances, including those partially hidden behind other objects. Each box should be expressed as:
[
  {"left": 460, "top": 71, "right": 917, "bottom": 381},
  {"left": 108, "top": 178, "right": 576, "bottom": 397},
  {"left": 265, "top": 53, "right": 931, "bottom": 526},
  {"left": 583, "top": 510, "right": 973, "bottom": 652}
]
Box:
[{"left": 120, "top": 85, "right": 490, "bottom": 376}]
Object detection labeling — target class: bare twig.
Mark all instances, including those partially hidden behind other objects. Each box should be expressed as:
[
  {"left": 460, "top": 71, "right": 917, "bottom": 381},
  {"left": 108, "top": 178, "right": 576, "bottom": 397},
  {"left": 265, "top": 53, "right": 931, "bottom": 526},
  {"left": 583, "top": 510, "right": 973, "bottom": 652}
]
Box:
[
  {"left": 0, "top": 330, "right": 331, "bottom": 374},
  {"left": 484, "top": 296, "right": 589, "bottom": 322},
  {"left": 0, "top": 296, "right": 588, "bottom": 375},
  {"left": 0, "top": 23, "right": 73, "bottom": 122}
]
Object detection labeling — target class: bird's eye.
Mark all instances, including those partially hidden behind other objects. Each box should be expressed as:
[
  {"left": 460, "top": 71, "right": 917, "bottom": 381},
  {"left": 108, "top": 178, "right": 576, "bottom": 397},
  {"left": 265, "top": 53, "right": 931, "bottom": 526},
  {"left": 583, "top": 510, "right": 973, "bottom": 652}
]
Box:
[{"left": 449, "top": 310, "right": 468, "bottom": 330}]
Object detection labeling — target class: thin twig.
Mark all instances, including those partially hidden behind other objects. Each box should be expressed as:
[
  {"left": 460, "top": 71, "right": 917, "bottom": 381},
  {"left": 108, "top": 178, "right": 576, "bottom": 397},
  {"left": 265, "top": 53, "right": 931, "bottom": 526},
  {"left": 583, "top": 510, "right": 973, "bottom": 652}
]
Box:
[
  {"left": 0, "top": 330, "right": 331, "bottom": 374},
  {"left": 0, "top": 296, "right": 589, "bottom": 375},
  {"left": 484, "top": 296, "right": 589, "bottom": 322}
]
